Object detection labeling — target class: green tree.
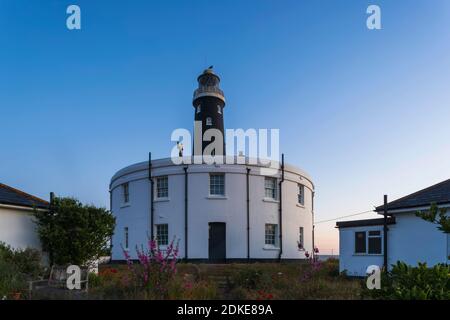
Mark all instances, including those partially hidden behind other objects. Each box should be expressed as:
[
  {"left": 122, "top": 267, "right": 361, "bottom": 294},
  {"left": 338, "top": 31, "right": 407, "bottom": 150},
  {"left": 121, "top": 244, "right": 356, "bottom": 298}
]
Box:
[
  {"left": 416, "top": 203, "right": 450, "bottom": 234},
  {"left": 34, "top": 196, "right": 116, "bottom": 266}
]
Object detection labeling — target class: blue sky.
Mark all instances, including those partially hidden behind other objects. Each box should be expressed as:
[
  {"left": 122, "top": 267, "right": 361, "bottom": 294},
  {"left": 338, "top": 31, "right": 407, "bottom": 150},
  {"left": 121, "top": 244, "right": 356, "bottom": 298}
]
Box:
[{"left": 1, "top": 0, "right": 450, "bottom": 253}]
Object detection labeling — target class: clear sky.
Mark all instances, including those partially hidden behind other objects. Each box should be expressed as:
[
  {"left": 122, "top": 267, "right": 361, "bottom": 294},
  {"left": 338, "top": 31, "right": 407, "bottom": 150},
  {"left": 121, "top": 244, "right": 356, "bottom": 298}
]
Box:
[{"left": 1, "top": 0, "right": 450, "bottom": 254}]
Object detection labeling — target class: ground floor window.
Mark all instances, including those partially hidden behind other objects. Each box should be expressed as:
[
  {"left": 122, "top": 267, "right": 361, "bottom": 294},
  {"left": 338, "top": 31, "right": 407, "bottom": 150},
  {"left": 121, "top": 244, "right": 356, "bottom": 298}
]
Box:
[
  {"left": 355, "top": 231, "right": 366, "bottom": 253},
  {"left": 355, "top": 230, "right": 382, "bottom": 254},
  {"left": 265, "top": 224, "right": 278, "bottom": 246},
  {"left": 156, "top": 224, "right": 169, "bottom": 246},
  {"left": 124, "top": 227, "right": 129, "bottom": 250},
  {"left": 368, "top": 231, "right": 382, "bottom": 254},
  {"left": 298, "top": 227, "right": 304, "bottom": 250}
]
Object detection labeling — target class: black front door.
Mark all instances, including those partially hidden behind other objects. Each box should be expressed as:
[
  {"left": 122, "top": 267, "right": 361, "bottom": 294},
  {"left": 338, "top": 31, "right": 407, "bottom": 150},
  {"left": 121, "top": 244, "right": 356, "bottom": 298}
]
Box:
[{"left": 209, "top": 222, "right": 226, "bottom": 262}]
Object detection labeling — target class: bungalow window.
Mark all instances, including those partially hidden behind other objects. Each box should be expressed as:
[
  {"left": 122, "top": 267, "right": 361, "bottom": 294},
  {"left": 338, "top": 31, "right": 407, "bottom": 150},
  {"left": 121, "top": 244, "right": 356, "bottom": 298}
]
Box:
[
  {"left": 122, "top": 183, "right": 129, "bottom": 204},
  {"left": 355, "top": 231, "right": 382, "bottom": 254},
  {"left": 354, "top": 231, "right": 366, "bottom": 254},
  {"left": 264, "top": 177, "right": 278, "bottom": 200},
  {"left": 156, "top": 176, "right": 168, "bottom": 198},
  {"left": 368, "top": 231, "right": 382, "bottom": 254},
  {"left": 265, "top": 224, "right": 278, "bottom": 246},
  {"left": 156, "top": 224, "right": 168, "bottom": 246}
]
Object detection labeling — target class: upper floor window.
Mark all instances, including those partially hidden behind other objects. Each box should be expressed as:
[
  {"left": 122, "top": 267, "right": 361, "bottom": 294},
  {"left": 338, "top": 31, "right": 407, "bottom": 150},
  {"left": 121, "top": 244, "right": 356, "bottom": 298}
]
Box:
[
  {"left": 122, "top": 183, "right": 129, "bottom": 204},
  {"left": 156, "top": 176, "right": 168, "bottom": 198},
  {"left": 297, "top": 184, "right": 305, "bottom": 205},
  {"left": 217, "top": 105, "right": 222, "bottom": 114},
  {"left": 210, "top": 173, "right": 225, "bottom": 196},
  {"left": 156, "top": 224, "right": 168, "bottom": 246},
  {"left": 355, "top": 231, "right": 382, "bottom": 254},
  {"left": 206, "top": 117, "right": 212, "bottom": 126},
  {"left": 196, "top": 105, "right": 201, "bottom": 113},
  {"left": 264, "top": 177, "right": 278, "bottom": 200},
  {"left": 265, "top": 224, "right": 278, "bottom": 246}
]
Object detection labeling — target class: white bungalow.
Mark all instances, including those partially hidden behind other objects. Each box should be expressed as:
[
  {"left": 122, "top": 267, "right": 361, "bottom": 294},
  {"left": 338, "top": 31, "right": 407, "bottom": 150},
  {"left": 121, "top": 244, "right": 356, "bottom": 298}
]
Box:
[
  {"left": 337, "top": 179, "right": 450, "bottom": 277},
  {"left": 0, "top": 183, "right": 48, "bottom": 250}
]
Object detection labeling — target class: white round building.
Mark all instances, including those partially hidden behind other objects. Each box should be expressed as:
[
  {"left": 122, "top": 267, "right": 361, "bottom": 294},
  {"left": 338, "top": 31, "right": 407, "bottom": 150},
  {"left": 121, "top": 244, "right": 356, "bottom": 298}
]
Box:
[{"left": 110, "top": 69, "right": 315, "bottom": 262}]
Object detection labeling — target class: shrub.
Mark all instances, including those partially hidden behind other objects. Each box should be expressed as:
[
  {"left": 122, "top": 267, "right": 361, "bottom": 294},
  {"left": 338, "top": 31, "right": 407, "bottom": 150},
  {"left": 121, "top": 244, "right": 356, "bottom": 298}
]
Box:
[
  {"left": 34, "top": 196, "right": 115, "bottom": 266},
  {"left": 0, "top": 242, "right": 44, "bottom": 279},
  {"left": 366, "top": 261, "right": 450, "bottom": 300},
  {"left": 0, "top": 260, "right": 26, "bottom": 299}
]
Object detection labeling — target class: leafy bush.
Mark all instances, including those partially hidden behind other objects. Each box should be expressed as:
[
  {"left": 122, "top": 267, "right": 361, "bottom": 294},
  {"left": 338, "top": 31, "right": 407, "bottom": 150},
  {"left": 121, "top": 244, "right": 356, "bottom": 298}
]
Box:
[
  {"left": 0, "top": 260, "right": 26, "bottom": 299},
  {"left": 0, "top": 242, "right": 44, "bottom": 279},
  {"left": 366, "top": 261, "right": 450, "bottom": 300},
  {"left": 34, "top": 196, "right": 115, "bottom": 266}
]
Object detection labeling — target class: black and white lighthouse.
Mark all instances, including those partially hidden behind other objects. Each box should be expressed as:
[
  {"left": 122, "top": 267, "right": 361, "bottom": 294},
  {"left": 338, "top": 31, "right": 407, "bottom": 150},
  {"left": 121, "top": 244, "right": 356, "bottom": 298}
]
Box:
[{"left": 192, "top": 67, "right": 226, "bottom": 156}]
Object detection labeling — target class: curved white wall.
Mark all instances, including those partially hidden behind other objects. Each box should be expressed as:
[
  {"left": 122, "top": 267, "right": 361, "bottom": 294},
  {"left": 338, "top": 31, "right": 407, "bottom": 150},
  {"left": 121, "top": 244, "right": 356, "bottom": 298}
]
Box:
[{"left": 110, "top": 158, "right": 314, "bottom": 261}]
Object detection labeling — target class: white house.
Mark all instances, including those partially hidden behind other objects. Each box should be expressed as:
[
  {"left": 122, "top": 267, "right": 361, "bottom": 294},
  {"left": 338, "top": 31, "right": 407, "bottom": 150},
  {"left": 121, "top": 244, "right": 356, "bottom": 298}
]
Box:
[
  {"left": 337, "top": 179, "right": 450, "bottom": 276},
  {"left": 110, "top": 68, "right": 315, "bottom": 262},
  {"left": 0, "top": 183, "right": 48, "bottom": 250}
]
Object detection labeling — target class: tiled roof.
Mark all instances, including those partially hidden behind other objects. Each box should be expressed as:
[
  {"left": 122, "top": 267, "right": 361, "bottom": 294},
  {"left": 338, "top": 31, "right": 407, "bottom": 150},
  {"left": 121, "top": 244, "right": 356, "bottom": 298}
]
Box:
[
  {"left": 336, "top": 217, "right": 396, "bottom": 229},
  {"left": 0, "top": 183, "right": 49, "bottom": 209},
  {"left": 375, "top": 179, "right": 450, "bottom": 212}
]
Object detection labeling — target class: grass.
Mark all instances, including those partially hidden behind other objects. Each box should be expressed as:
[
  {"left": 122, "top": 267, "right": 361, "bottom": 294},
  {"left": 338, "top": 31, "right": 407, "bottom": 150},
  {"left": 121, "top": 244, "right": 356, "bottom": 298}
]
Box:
[{"left": 90, "top": 259, "right": 363, "bottom": 300}]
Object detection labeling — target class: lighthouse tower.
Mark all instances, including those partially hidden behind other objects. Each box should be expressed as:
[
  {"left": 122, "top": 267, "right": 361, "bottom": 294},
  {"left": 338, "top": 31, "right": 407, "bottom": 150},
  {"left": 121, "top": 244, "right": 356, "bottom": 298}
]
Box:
[{"left": 192, "top": 67, "right": 226, "bottom": 156}]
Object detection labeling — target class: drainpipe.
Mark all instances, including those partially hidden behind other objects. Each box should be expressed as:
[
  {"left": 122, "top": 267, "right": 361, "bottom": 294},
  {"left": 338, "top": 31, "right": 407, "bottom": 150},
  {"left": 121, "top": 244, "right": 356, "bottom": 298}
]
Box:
[
  {"left": 278, "top": 154, "right": 285, "bottom": 261},
  {"left": 184, "top": 166, "right": 188, "bottom": 261},
  {"left": 246, "top": 167, "right": 251, "bottom": 260},
  {"left": 383, "top": 195, "right": 388, "bottom": 271},
  {"left": 149, "top": 152, "right": 154, "bottom": 240}
]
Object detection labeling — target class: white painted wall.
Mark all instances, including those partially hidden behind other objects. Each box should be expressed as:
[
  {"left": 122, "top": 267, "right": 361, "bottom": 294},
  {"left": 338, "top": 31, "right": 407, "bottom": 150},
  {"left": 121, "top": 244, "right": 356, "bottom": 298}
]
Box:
[
  {"left": 338, "top": 225, "right": 384, "bottom": 276},
  {"left": 0, "top": 205, "right": 41, "bottom": 250},
  {"left": 389, "top": 212, "right": 448, "bottom": 267},
  {"left": 338, "top": 211, "right": 449, "bottom": 277},
  {"left": 110, "top": 158, "right": 314, "bottom": 261}
]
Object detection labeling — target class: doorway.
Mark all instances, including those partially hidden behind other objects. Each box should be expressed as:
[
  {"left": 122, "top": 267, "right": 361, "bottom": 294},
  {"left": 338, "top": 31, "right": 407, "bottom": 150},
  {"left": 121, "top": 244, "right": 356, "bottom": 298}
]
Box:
[{"left": 208, "top": 222, "right": 226, "bottom": 262}]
